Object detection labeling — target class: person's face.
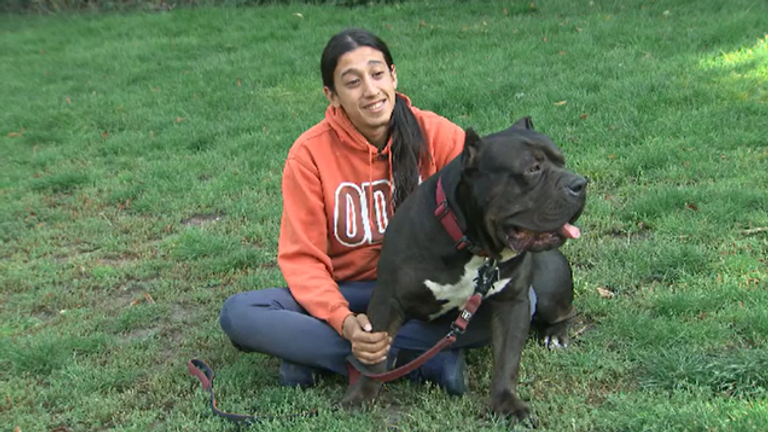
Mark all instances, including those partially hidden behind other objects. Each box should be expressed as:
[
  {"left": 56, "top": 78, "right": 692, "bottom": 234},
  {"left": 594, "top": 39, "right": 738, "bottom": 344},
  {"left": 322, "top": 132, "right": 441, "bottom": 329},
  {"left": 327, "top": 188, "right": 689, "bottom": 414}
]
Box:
[{"left": 324, "top": 46, "right": 398, "bottom": 147}]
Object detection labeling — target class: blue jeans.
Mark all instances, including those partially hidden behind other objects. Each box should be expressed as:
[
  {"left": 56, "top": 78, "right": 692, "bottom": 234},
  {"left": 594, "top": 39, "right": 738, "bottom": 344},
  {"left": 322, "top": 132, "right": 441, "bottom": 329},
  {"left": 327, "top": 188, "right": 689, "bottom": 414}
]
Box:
[{"left": 219, "top": 281, "right": 536, "bottom": 376}]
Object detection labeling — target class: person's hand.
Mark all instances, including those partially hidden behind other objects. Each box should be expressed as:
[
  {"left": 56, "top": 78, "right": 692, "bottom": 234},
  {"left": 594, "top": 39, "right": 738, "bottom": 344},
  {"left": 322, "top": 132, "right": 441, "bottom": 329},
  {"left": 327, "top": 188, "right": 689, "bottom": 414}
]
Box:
[{"left": 342, "top": 313, "right": 391, "bottom": 365}]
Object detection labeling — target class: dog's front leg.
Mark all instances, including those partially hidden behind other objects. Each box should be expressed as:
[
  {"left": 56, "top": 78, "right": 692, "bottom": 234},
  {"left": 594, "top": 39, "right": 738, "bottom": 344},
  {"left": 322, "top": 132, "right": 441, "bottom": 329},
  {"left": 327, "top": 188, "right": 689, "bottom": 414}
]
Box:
[
  {"left": 488, "top": 291, "right": 532, "bottom": 421},
  {"left": 339, "top": 298, "right": 405, "bottom": 410}
]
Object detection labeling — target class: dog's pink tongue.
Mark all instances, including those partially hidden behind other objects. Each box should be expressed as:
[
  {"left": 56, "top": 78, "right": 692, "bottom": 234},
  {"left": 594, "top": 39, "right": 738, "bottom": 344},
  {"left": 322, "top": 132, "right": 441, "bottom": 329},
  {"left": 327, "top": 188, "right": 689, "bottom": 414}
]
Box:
[{"left": 560, "top": 223, "right": 581, "bottom": 239}]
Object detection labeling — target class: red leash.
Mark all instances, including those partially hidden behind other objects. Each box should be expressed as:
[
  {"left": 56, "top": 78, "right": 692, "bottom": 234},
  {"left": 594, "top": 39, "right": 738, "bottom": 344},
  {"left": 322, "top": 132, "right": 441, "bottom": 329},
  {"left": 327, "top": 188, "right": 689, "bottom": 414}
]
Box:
[{"left": 188, "top": 358, "right": 318, "bottom": 426}]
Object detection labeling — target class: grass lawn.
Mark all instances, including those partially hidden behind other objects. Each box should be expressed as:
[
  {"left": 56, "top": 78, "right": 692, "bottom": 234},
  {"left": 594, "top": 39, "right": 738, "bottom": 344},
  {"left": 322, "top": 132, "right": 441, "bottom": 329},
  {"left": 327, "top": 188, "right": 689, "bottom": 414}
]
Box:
[{"left": 1, "top": 0, "right": 767, "bottom": 430}]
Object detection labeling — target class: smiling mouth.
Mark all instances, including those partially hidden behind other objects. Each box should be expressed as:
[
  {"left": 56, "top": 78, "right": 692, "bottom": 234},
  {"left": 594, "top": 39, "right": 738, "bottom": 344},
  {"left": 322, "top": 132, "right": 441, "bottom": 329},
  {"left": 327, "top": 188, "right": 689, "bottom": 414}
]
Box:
[
  {"left": 503, "top": 223, "right": 581, "bottom": 252},
  {"left": 364, "top": 100, "right": 386, "bottom": 112}
]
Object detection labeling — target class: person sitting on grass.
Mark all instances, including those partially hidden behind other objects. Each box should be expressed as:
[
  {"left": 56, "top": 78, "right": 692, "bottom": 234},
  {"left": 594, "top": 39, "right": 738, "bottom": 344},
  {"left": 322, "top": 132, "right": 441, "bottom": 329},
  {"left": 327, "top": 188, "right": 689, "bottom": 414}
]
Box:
[{"left": 219, "top": 28, "right": 499, "bottom": 396}]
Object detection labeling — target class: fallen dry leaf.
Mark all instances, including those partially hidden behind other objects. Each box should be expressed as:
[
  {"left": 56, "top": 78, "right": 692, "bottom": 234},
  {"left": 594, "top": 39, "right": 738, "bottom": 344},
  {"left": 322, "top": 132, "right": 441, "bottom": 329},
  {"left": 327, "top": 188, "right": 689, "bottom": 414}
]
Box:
[
  {"left": 543, "top": 36, "right": 547, "bottom": 42},
  {"left": 66, "top": 97, "right": 71, "bottom": 105},
  {"left": 143, "top": 292, "right": 155, "bottom": 304},
  {"left": 608, "top": 154, "right": 617, "bottom": 159},
  {"left": 554, "top": 100, "right": 567, "bottom": 106},
  {"left": 597, "top": 287, "right": 615, "bottom": 299},
  {"left": 558, "top": 50, "right": 566, "bottom": 55},
  {"left": 176, "top": 117, "right": 185, "bottom": 123},
  {"left": 130, "top": 299, "right": 141, "bottom": 306},
  {"left": 503, "top": 7, "right": 508, "bottom": 15},
  {"left": 101, "top": 131, "right": 108, "bottom": 139},
  {"left": 686, "top": 203, "right": 699, "bottom": 212},
  {"left": 8, "top": 127, "right": 24, "bottom": 137},
  {"left": 580, "top": 113, "right": 589, "bottom": 119},
  {"left": 237, "top": 78, "right": 241, "bottom": 87}
]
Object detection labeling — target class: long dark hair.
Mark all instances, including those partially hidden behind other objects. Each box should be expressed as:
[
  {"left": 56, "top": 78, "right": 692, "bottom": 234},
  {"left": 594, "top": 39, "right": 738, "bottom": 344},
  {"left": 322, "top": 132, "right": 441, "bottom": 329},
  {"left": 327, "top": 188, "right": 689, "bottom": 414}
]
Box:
[{"left": 321, "top": 28, "right": 429, "bottom": 210}]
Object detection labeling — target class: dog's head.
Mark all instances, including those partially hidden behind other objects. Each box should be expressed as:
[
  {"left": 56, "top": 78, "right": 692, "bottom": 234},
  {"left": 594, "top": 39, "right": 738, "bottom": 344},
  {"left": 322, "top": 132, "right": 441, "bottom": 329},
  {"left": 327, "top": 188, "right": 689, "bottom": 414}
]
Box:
[{"left": 461, "top": 117, "right": 586, "bottom": 253}]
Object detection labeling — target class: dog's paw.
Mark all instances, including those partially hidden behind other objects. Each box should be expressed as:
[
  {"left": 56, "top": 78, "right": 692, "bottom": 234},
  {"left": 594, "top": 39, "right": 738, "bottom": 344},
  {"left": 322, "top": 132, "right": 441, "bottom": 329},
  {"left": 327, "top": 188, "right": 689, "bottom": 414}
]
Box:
[
  {"left": 338, "top": 394, "right": 366, "bottom": 412},
  {"left": 491, "top": 389, "right": 531, "bottom": 421},
  {"left": 339, "top": 379, "right": 382, "bottom": 412},
  {"left": 535, "top": 315, "right": 574, "bottom": 350},
  {"left": 543, "top": 334, "right": 569, "bottom": 350}
]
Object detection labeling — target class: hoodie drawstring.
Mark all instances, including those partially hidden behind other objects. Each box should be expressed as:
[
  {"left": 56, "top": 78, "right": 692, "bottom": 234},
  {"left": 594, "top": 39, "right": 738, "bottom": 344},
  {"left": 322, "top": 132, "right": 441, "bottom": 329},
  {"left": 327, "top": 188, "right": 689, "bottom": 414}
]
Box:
[
  {"left": 388, "top": 148, "right": 395, "bottom": 211},
  {"left": 368, "top": 147, "right": 375, "bottom": 229}
]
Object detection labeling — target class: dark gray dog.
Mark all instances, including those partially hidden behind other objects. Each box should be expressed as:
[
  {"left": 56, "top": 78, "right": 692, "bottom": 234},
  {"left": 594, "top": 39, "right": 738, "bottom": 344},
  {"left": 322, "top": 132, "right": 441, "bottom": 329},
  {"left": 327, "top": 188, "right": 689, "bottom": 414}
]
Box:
[{"left": 341, "top": 117, "right": 587, "bottom": 421}]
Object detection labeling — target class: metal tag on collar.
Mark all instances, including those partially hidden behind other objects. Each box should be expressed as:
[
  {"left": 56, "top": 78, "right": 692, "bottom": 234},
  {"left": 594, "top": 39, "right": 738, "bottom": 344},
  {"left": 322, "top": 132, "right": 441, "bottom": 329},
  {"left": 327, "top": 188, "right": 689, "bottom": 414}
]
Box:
[{"left": 474, "top": 258, "right": 500, "bottom": 295}]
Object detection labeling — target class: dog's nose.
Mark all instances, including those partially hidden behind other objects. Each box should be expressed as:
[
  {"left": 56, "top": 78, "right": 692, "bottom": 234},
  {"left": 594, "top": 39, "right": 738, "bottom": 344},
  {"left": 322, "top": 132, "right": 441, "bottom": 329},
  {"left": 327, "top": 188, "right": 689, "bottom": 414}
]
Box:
[{"left": 566, "top": 175, "right": 587, "bottom": 196}]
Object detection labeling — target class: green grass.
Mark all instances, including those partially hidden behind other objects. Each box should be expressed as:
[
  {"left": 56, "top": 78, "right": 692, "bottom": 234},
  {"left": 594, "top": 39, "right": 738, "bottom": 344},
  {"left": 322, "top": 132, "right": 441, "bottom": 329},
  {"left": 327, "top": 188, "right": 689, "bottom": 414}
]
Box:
[{"left": 1, "top": 0, "right": 767, "bottom": 430}]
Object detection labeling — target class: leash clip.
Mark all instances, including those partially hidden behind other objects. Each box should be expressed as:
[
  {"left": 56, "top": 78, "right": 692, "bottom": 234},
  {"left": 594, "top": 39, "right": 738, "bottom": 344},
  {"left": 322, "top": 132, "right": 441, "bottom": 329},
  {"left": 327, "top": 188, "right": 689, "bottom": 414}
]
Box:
[
  {"left": 474, "top": 258, "right": 500, "bottom": 296},
  {"left": 450, "top": 309, "right": 474, "bottom": 335}
]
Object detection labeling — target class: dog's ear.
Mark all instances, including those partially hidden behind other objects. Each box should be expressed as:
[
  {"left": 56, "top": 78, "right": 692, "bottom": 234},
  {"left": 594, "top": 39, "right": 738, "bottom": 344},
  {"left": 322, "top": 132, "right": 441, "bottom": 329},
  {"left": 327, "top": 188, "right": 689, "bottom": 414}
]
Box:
[
  {"left": 511, "top": 116, "right": 534, "bottom": 131},
  {"left": 462, "top": 128, "right": 483, "bottom": 173}
]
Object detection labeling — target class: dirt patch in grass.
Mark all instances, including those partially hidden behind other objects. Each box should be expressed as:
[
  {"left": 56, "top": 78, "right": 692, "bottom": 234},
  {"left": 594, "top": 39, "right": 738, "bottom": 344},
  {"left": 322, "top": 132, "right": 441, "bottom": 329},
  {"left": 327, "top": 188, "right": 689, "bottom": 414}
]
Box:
[
  {"left": 169, "top": 302, "right": 196, "bottom": 325},
  {"left": 569, "top": 314, "right": 597, "bottom": 343},
  {"left": 180, "top": 211, "right": 225, "bottom": 227},
  {"left": 607, "top": 224, "right": 651, "bottom": 241},
  {"left": 97, "top": 253, "right": 140, "bottom": 268},
  {"left": 30, "top": 305, "right": 58, "bottom": 323},
  {"left": 380, "top": 401, "right": 407, "bottom": 431},
  {"left": 123, "top": 327, "right": 156, "bottom": 342},
  {"left": 115, "top": 280, "right": 150, "bottom": 306}
]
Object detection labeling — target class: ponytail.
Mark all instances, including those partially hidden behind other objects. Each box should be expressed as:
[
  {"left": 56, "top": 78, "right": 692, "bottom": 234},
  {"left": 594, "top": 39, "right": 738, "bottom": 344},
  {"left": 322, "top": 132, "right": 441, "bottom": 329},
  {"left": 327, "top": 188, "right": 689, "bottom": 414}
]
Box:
[{"left": 390, "top": 93, "right": 429, "bottom": 209}]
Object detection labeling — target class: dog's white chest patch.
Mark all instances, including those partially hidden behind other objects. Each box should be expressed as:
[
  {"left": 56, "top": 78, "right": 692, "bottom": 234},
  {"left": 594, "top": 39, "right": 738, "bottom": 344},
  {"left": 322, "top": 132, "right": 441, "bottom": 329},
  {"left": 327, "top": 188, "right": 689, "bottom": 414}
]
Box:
[{"left": 423, "top": 249, "right": 518, "bottom": 320}]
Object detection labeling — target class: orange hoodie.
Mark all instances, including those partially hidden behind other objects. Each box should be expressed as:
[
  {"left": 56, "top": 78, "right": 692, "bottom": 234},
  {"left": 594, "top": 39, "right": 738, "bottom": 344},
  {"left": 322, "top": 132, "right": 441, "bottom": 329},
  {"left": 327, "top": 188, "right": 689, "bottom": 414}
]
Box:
[{"left": 277, "top": 94, "right": 465, "bottom": 335}]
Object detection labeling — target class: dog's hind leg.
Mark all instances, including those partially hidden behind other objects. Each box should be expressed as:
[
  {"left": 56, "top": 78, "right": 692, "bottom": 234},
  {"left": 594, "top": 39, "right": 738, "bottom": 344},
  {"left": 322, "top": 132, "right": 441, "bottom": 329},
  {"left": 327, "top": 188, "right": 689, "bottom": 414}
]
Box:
[
  {"left": 530, "top": 249, "right": 576, "bottom": 348},
  {"left": 488, "top": 290, "right": 532, "bottom": 422},
  {"left": 339, "top": 297, "right": 406, "bottom": 410}
]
